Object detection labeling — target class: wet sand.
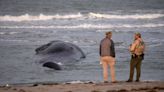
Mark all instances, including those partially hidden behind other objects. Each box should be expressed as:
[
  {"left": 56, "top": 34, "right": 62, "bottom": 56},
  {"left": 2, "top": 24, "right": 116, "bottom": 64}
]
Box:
[{"left": 0, "top": 81, "right": 164, "bottom": 92}]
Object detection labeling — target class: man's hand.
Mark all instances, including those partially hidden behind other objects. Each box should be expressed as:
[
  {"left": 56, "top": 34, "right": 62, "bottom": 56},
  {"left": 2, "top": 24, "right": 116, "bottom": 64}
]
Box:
[{"left": 100, "top": 61, "right": 102, "bottom": 65}]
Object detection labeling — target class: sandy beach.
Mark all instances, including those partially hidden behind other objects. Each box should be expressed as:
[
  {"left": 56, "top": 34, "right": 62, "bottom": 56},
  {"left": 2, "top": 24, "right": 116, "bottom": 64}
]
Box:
[{"left": 0, "top": 81, "right": 164, "bottom": 92}]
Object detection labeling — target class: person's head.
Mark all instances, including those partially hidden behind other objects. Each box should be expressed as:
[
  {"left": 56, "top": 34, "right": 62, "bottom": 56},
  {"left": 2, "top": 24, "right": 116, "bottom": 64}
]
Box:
[
  {"left": 134, "top": 32, "right": 141, "bottom": 40},
  {"left": 106, "top": 31, "right": 112, "bottom": 39}
]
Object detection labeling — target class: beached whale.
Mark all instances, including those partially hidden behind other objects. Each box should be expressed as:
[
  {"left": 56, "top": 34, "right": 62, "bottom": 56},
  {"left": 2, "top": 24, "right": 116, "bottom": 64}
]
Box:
[{"left": 35, "top": 40, "right": 85, "bottom": 70}]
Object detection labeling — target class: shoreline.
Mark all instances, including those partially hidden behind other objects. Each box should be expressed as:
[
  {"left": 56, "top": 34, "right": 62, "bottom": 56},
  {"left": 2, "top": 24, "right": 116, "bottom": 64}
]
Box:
[{"left": 0, "top": 81, "right": 164, "bottom": 92}]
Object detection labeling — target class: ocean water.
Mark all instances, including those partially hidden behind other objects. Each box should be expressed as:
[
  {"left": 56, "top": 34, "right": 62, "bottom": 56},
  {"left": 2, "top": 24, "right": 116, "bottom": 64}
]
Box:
[{"left": 0, "top": 0, "right": 164, "bottom": 85}]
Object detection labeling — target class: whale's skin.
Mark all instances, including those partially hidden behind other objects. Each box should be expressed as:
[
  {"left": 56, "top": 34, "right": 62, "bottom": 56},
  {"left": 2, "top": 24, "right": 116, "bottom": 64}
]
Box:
[
  {"left": 43, "top": 62, "right": 62, "bottom": 70},
  {"left": 35, "top": 40, "right": 86, "bottom": 70}
]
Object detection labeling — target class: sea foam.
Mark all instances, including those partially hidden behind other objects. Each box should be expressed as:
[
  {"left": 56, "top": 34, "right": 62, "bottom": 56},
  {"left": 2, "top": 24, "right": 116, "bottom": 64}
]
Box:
[
  {"left": 89, "top": 12, "right": 164, "bottom": 19},
  {"left": 0, "top": 23, "right": 163, "bottom": 29},
  {"left": 0, "top": 12, "right": 163, "bottom": 22},
  {"left": 0, "top": 13, "right": 83, "bottom": 22}
]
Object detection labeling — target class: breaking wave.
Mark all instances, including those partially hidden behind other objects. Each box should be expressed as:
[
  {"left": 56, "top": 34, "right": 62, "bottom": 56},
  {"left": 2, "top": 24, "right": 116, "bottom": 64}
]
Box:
[
  {"left": 0, "top": 12, "right": 164, "bottom": 21},
  {"left": 0, "top": 13, "right": 83, "bottom": 22},
  {"left": 89, "top": 13, "right": 164, "bottom": 19},
  {"left": 1, "top": 23, "right": 163, "bottom": 29}
]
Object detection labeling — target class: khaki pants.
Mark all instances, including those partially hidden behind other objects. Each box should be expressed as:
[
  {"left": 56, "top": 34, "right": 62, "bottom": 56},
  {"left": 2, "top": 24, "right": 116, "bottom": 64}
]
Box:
[{"left": 100, "top": 56, "right": 116, "bottom": 82}]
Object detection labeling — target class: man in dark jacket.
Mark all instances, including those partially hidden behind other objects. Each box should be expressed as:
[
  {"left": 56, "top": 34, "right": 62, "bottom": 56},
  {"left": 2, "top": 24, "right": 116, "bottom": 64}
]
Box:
[{"left": 100, "top": 31, "right": 116, "bottom": 83}]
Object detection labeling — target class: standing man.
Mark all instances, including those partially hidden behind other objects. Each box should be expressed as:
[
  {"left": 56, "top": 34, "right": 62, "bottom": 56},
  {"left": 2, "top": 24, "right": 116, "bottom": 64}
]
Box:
[
  {"left": 127, "top": 32, "right": 145, "bottom": 82},
  {"left": 99, "top": 31, "right": 116, "bottom": 83}
]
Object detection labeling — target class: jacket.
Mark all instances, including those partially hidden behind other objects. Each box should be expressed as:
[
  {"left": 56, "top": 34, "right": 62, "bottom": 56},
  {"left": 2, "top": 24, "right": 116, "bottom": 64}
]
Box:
[{"left": 99, "top": 38, "right": 115, "bottom": 57}]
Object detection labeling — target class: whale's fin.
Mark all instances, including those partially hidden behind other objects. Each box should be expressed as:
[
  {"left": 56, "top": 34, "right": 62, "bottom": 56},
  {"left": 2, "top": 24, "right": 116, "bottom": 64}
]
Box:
[{"left": 43, "top": 62, "right": 62, "bottom": 70}]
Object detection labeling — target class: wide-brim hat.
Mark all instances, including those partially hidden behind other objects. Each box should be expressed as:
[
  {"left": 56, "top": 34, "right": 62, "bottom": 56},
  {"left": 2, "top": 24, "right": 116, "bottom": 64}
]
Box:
[{"left": 135, "top": 32, "right": 141, "bottom": 37}]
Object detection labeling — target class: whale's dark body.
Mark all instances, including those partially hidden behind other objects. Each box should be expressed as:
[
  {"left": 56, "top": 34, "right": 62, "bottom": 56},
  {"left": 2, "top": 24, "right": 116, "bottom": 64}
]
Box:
[
  {"left": 35, "top": 40, "right": 85, "bottom": 70},
  {"left": 43, "top": 62, "right": 61, "bottom": 70}
]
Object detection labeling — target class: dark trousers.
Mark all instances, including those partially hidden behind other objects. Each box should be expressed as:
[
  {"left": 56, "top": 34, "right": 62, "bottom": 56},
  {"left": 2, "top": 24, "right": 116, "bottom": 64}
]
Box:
[{"left": 128, "top": 56, "right": 143, "bottom": 81}]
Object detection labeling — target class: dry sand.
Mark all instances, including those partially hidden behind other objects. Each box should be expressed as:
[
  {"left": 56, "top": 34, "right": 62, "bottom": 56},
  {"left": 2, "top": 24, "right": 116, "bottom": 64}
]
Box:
[{"left": 0, "top": 81, "right": 164, "bottom": 92}]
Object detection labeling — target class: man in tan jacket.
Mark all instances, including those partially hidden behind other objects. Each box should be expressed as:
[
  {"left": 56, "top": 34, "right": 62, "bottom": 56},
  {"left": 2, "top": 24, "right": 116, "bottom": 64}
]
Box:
[
  {"left": 127, "top": 32, "right": 145, "bottom": 82},
  {"left": 99, "top": 31, "right": 116, "bottom": 83}
]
